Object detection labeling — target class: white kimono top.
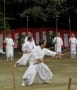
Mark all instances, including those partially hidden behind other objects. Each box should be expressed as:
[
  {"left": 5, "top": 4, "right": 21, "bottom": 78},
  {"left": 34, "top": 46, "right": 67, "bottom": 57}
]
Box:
[
  {"left": 69, "top": 37, "right": 77, "bottom": 48},
  {"left": 24, "top": 36, "right": 35, "bottom": 46},
  {"left": 30, "top": 46, "right": 56, "bottom": 64},
  {"left": 22, "top": 41, "right": 36, "bottom": 53},
  {"left": 53, "top": 37, "right": 63, "bottom": 47},
  {"left": 5, "top": 37, "right": 14, "bottom": 47}
]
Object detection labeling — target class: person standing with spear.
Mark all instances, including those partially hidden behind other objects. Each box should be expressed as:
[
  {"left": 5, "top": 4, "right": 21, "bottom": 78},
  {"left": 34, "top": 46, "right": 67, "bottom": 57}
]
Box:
[
  {"left": 3, "top": 1, "right": 16, "bottom": 90},
  {"left": 68, "top": 17, "right": 77, "bottom": 59},
  {"left": 53, "top": 32, "right": 63, "bottom": 59},
  {"left": 53, "top": 3, "right": 63, "bottom": 59}
]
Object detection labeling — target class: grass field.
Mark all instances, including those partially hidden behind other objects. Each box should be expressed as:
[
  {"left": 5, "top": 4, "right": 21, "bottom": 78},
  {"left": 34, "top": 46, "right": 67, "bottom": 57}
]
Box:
[{"left": 0, "top": 53, "right": 77, "bottom": 90}]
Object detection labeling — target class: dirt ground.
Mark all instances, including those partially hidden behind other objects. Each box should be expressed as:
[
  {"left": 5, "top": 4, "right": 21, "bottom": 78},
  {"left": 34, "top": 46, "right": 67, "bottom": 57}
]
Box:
[{"left": 0, "top": 53, "right": 77, "bottom": 90}]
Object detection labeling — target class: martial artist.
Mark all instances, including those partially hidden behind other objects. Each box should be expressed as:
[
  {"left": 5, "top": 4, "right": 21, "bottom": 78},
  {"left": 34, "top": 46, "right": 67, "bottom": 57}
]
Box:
[
  {"left": 16, "top": 36, "right": 36, "bottom": 66},
  {"left": 4, "top": 34, "right": 14, "bottom": 61},
  {"left": 24, "top": 32, "right": 35, "bottom": 46},
  {"left": 69, "top": 33, "right": 77, "bottom": 58},
  {"left": 53, "top": 32, "right": 63, "bottom": 59},
  {"left": 21, "top": 40, "right": 57, "bottom": 86}
]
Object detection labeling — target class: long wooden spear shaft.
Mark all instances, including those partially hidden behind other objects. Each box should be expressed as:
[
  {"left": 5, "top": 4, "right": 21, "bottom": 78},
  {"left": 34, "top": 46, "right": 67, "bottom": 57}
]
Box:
[
  {"left": 69, "top": 16, "right": 71, "bottom": 36},
  {"left": 4, "top": 0, "right": 6, "bottom": 33},
  {"left": 3, "top": 1, "right": 16, "bottom": 90},
  {"left": 67, "top": 78, "right": 72, "bottom": 90},
  {"left": 55, "top": 1, "right": 58, "bottom": 34},
  {"left": 56, "top": 16, "right": 58, "bottom": 33},
  {"left": 68, "top": 16, "right": 71, "bottom": 51},
  {"left": 12, "top": 60, "right": 16, "bottom": 90},
  {"left": 27, "top": 16, "right": 29, "bottom": 33}
]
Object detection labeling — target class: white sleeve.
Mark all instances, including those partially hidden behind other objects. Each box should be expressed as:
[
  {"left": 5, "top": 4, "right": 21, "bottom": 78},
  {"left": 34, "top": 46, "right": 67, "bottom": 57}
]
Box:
[
  {"left": 22, "top": 43, "right": 27, "bottom": 52},
  {"left": 4, "top": 38, "right": 7, "bottom": 43},
  {"left": 69, "top": 38, "right": 71, "bottom": 43},
  {"left": 76, "top": 39, "right": 77, "bottom": 44},
  {"left": 24, "top": 37, "right": 28, "bottom": 43},
  {"left": 61, "top": 38, "right": 63, "bottom": 46},
  {"left": 53, "top": 37, "right": 56, "bottom": 43},
  {"left": 44, "top": 48, "right": 56, "bottom": 57},
  {"left": 11, "top": 39, "right": 14, "bottom": 45},
  {"left": 32, "top": 39, "right": 36, "bottom": 48}
]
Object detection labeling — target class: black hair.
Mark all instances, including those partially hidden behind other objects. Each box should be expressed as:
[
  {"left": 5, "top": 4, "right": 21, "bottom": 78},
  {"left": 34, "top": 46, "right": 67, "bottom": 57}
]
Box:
[
  {"left": 27, "top": 36, "right": 32, "bottom": 41},
  {"left": 39, "top": 40, "right": 46, "bottom": 46}
]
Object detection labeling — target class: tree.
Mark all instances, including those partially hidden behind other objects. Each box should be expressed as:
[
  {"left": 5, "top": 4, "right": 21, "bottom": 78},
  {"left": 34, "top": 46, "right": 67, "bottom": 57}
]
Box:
[{"left": 0, "top": 0, "right": 77, "bottom": 29}]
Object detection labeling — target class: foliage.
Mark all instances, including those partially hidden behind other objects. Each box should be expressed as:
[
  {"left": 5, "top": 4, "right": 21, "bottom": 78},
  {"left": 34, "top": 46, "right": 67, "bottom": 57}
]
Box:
[
  {"left": 46, "top": 31, "right": 56, "bottom": 48},
  {"left": 0, "top": 0, "right": 77, "bottom": 29}
]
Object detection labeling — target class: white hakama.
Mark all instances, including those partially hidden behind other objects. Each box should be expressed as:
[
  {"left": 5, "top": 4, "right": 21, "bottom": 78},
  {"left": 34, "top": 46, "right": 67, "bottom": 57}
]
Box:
[
  {"left": 22, "top": 46, "right": 56, "bottom": 86},
  {"left": 37, "top": 63, "right": 53, "bottom": 82},
  {"left": 6, "top": 46, "right": 14, "bottom": 58},
  {"left": 16, "top": 54, "right": 31, "bottom": 66},
  {"left": 22, "top": 64, "right": 37, "bottom": 85},
  {"left": 5, "top": 37, "right": 14, "bottom": 60},
  {"left": 53, "top": 37, "right": 63, "bottom": 54},
  {"left": 69, "top": 37, "right": 77, "bottom": 58}
]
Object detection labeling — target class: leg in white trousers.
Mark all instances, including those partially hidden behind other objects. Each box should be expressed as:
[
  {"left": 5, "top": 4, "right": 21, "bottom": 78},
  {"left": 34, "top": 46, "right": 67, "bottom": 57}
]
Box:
[
  {"left": 16, "top": 54, "right": 30, "bottom": 66},
  {"left": 22, "top": 64, "right": 37, "bottom": 86}
]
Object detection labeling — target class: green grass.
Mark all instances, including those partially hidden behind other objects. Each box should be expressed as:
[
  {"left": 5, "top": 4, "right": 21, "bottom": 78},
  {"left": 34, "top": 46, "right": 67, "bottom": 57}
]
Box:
[{"left": 0, "top": 54, "right": 77, "bottom": 90}]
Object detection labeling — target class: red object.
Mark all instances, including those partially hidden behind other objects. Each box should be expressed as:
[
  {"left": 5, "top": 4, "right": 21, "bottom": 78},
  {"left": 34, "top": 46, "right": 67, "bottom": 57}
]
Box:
[{"left": 0, "top": 27, "right": 77, "bottom": 48}]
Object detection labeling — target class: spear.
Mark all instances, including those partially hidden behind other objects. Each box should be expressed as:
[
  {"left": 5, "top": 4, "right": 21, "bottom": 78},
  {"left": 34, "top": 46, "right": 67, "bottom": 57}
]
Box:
[
  {"left": 4, "top": 0, "right": 6, "bottom": 34},
  {"left": 27, "top": 16, "right": 29, "bottom": 34},
  {"left": 69, "top": 16, "right": 71, "bottom": 36},
  {"left": 3, "top": 1, "right": 16, "bottom": 90},
  {"left": 12, "top": 60, "right": 16, "bottom": 90}
]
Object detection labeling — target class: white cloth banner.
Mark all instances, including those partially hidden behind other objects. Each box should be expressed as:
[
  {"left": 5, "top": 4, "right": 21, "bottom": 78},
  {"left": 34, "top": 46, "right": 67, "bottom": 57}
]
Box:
[
  {"left": 0, "top": 34, "right": 3, "bottom": 48},
  {"left": 14, "top": 33, "right": 19, "bottom": 48},
  {"left": 64, "top": 34, "right": 68, "bottom": 47},
  {"left": 0, "top": 34, "right": 5, "bottom": 54},
  {"left": 36, "top": 32, "right": 39, "bottom": 45},
  {"left": 42, "top": 32, "right": 47, "bottom": 41}
]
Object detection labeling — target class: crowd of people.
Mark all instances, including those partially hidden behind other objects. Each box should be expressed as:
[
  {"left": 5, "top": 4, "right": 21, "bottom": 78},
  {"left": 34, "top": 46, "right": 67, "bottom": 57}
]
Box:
[{"left": 3, "top": 31, "right": 77, "bottom": 86}]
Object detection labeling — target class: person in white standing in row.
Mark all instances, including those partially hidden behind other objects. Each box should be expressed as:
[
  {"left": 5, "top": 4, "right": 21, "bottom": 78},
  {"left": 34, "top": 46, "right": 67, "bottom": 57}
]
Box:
[
  {"left": 4, "top": 33, "right": 14, "bottom": 61},
  {"left": 53, "top": 32, "right": 63, "bottom": 59},
  {"left": 69, "top": 33, "right": 77, "bottom": 58},
  {"left": 21, "top": 40, "right": 57, "bottom": 86},
  {"left": 16, "top": 36, "right": 36, "bottom": 66}
]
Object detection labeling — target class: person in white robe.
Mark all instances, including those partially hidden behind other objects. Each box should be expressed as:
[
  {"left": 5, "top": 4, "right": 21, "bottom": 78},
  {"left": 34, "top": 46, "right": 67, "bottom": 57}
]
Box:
[
  {"left": 21, "top": 40, "right": 57, "bottom": 86},
  {"left": 24, "top": 32, "right": 35, "bottom": 46},
  {"left": 53, "top": 32, "right": 63, "bottom": 59},
  {"left": 16, "top": 36, "right": 36, "bottom": 66},
  {"left": 4, "top": 34, "right": 14, "bottom": 61},
  {"left": 69, "top": 33, "right": 77, "bottom": 58}
]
